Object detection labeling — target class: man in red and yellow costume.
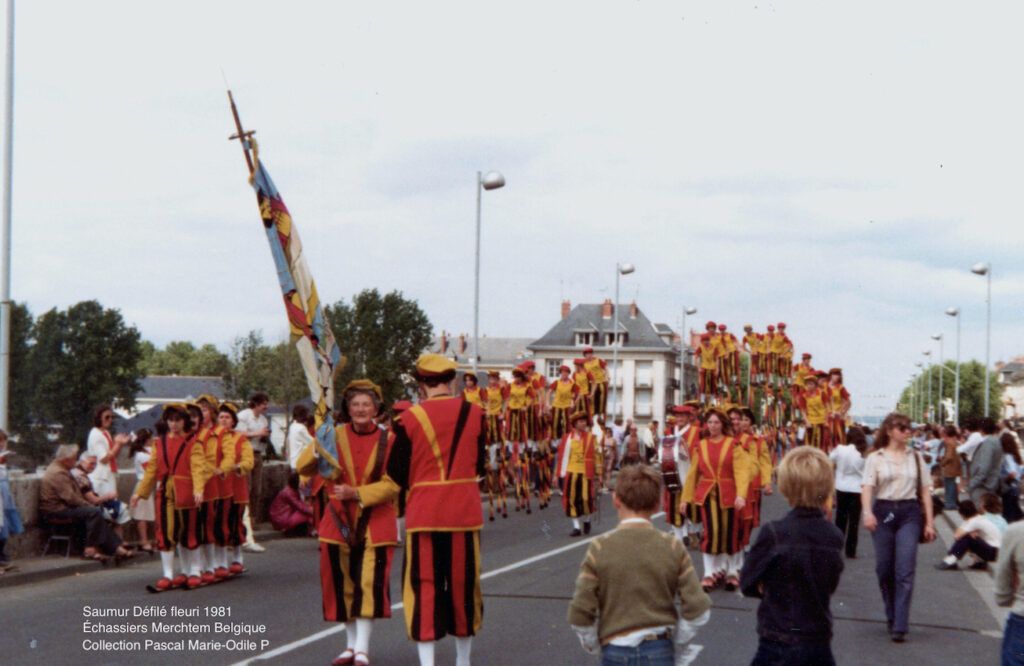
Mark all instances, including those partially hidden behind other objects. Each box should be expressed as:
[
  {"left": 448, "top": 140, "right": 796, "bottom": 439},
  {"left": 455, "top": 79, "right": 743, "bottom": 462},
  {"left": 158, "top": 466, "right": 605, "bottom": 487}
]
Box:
[
  {"left": 697, "top": 333, "right": 718, "bottom": 403},
  {"left": 549, "top": 364, "right": 578, "bottom": 439},
  {"left": 797, "top": 373, "right": 830, "bottom": 451},
  {"left": 556, "top": 410, "right": 602, "bottom": 537},
  {"left": 484, "top": 370, "right": 505, "bottom": 445},
  {"left": 777, "top": 323, "right": 794, "bottom": 383},
  {"left": 571, "top": 358, "right": 594, "bottom": 418},
  {"left": 769, "top": 322, "right": 789, "bottom": 384},
  {"left": 385, "top": 354, "right": 485, "bottom": 666},
  {"left": 742, "top": 325, "right": 761, "bottom": 384},
  {"left": 525, "top": 360, "right": 547, "bottom": 443},
  {"left": 582, "top": 346, "right": 609, "bottom": 423},
  {"left": 793, "top": 352, "right": 816, "bottom": 393},
  {"left": 825, "top": 368, "right": 851, "bottom": 446},
  {"left": 461, "top": 371, "right": 484, "bottom": 408},
  {"left": 763, "top": 324, "right": 777, "bottom": 381}
]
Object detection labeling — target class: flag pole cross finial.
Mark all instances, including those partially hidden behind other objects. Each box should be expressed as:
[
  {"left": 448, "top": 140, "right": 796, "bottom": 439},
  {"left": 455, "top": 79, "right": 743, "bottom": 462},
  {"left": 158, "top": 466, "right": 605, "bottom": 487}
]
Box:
[{"left": 226, "top": 89, "right": 256, "bottom": 175}]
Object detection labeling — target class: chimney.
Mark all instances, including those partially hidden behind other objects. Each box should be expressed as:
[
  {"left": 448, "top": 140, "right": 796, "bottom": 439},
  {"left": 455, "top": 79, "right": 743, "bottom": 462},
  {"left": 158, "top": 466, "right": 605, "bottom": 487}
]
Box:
[
  {"left": 561, "top": 300, "right": 571, "bottom": 320},
  {"left": 601, "top": 298, "right": 613, "bottom": 319},
  {"left": 629, "top": 301, "right": 638, "bottom": 319},
  {"left": 440, "top": 330, "right": 448, "bottom": 353},
  {"left": 458, "top": 334, "right": 467, "bottom": 354}
]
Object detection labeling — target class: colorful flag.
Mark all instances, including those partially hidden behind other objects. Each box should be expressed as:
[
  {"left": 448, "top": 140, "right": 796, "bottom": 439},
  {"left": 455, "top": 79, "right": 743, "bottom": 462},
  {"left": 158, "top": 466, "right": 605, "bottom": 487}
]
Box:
[{"left": 250, "top": 153, "right": 344, "bottom": 478}]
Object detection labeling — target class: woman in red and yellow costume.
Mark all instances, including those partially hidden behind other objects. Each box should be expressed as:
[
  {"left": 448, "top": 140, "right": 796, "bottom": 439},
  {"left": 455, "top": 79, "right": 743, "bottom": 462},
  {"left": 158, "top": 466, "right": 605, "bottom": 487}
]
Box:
[
  {"left": 797, "top": 373, "right": 831, "bottom": 451},
  {"left": 681, "top": 408, "right": 751, "bottom": 592},
  {"left": 548, "top": 364, "right": 578, "bottom": 439},
  {"left": 195, "top": 394, "right": 234, "bottom": 583},
  {"left": 825, "top": 368, "right": 851, "bottom": 446},
  {"left": 218, "top": 402, "right": 254, "bottom": 576},
  {"left": 484, "top": 370, "right": 505, "bottom": 445}
]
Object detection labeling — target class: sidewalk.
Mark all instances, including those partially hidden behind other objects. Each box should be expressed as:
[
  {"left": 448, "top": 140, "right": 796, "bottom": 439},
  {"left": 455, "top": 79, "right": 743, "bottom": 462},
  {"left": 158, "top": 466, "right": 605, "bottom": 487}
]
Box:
[{"left": 0, "top": 525, "right": 285, "bottom": 590}]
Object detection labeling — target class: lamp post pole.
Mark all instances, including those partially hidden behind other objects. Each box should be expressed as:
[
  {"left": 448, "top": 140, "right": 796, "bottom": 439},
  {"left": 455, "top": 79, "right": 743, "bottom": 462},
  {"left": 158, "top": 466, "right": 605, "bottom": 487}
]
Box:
[
  {"left": 472, "top": 170, "right": 505, "bottom": 375},
  {"left": 923, "top": 351, "right": 932, "bottom": 422},
  {"left": 609, "top": 263, "right": 635, "bottom": 419},
  {"left": 680, "top": 306, "right": 696, "bottom": 403},
  {"left": 0, "top": 0, "right": 14, "bottom": 431},
  {"left": 946, "top": 307, "right": 961, "bottom": 426},
  {"left": 972, "top": 263, "right": 992, "bottom": 417},
  {"left": 932, "top": 334, "right": 944, "bottom": 424}
]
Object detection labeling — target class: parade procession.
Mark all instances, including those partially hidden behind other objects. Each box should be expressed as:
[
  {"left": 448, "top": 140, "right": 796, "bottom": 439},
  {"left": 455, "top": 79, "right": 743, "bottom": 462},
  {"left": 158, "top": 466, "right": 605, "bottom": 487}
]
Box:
[{"left": 2, "top": 4, "right": 1024, "bottom": 666}]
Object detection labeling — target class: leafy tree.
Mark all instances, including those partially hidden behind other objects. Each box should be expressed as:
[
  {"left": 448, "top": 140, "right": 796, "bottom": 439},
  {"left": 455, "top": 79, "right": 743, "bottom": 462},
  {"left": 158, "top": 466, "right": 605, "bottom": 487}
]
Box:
[
  {"left": 28, "top": 300, "right": 143, "bottom": 446},
  {"left": 8, "top": 302, "right": 33, "bottom": 435},
  {"left": 139, "top": 340, "right": 230, "bottom": 376},
  {"left": 326, "top": 289, "right": 433, "bottom": 409},
  {"left": 897, "top": 360, "right": 1002, "bottom": 423}
]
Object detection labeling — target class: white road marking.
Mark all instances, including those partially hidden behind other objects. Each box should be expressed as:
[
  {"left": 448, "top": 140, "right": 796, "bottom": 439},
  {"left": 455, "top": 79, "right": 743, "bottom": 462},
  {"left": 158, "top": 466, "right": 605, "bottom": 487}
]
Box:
[{"left": 235, "top": 512, "right": 666, "bottom": 664}]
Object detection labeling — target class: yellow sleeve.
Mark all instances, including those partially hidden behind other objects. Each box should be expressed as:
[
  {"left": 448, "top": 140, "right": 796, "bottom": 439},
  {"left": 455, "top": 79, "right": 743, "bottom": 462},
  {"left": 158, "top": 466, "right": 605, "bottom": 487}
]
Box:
[
  {"left": 357, "top": 476, "right": 400, "bottom": 508},
  {"left": 237, "top": 437, "right": 255, "bottom": 474},
  {"left": 681, "top": 445, "right": 700, "bottom": 503},
  {"left": 732, "top": 443, "right": 752, "bottom": 500},
  {"left": 219, "top": 435, "right": 236, "bottom": 475},
  {"left": 190, "top": 439, "right": 210, "bottom": 491},
  {"left": 134, "top": 449, "right": 159, "bottom": 499},
  {"left": 759, "top": 441, "right": 773, "bottom": 485},
  {"left": 295, "top": 440, "right": 319, "bottom": 477}
]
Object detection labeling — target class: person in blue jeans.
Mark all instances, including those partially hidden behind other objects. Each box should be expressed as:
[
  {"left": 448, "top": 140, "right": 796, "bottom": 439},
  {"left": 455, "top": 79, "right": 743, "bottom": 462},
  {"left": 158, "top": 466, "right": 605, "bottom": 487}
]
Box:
[
  {"left": 995, "top": 521, "right": 1024, "bottom": 664},
  {"left": 861, "top": 413, "right": 937, "bottom": 643}
]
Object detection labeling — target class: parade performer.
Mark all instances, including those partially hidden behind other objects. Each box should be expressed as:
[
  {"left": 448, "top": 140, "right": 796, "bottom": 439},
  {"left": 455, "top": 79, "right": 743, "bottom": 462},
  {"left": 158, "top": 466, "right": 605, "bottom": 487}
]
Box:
[
  {"left": 525, "top": 360, "right": 547, "bottom": 444},
  {"left": 658, "top": 406, "right": 695, "bottom": 544},
  {"left": 505, "top": 368, "right": 533, "bottom": 446},
  {"left": 572, "top": 358, "right": 594, "bottom": 418},
  {"left": 582, "top": 346, "right": 609, "bottom": 423},
  {"left": 549, "top": 364, "right": 578, "bottom": 439},
  {"left": 384, "top": 354, "right": 486, "bottom": 666},
  {"left": 734, "top": 408, "right": 773, "bottom": 550},
  {"left": 484, "top": 424, "right": 508, "bottom": 522},
  {"left": 797, "top": 374, "right": 830, "bottom": 451},
  {"left": 680, "top": 408, "right": 751, "bottom": 592},
  {"left": 777, "top": 323, "right": 794, "bottom": 383},
  {"left": 770, "top": 323, "right": 789, "bottom": 384},
  {"left": 719, "top": 324, "right": 739, "bottom": 388},
  {"left": 217, "top": 402, "right": 255, "bottom": 576},
  {"left": 557, "top": 410, "right": 602, "bottom": 536},
  {"left": 534, "top": 414, "right": 554, "bottom": 510},
  {"left": 826, "top": 368, "right": 851, "bottom": 446},
  {"left": 196, "top": 394, "right": 233, "bottom": 583},
  {"left": 131, "top": 403, "right": 208, "bottom": 591},
  {"left": 742, "top": 325, "right": 761, "bottom": 384},
  {"left": 462, "top": 372, "right": 484, "bottom": 408},
  {"left": 313, "top": 379, "right": 399, "bottom": 666},
  {"left": 793, "top": 352, "right": 815, "bottom": 392},
  {"left": 484, "top": 370, "right": 505, "bottom": 445},
  {"left": 697, "top": 334, "right": 718, "bottom": 403},
  {"left": 763, "top": 325, "right": 777, "bottom": 382}
]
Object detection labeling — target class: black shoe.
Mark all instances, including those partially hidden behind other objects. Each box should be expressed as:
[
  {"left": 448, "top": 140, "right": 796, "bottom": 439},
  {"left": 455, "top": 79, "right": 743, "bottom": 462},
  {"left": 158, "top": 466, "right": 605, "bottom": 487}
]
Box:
[
  {"left": 969, "top": 561, "right": 990, "bottom": 571},
  {"left": 934, "top": 561, "right": 958, "bottom": 571},
  {"left": 569, "top": 528, "right": 582, "bottom": 537},
  {"left": 583, "top": 521, "right": 592, "bottom": 535},
  {"left": 891, "top": 632, "right": 906, "bottom": 643}
]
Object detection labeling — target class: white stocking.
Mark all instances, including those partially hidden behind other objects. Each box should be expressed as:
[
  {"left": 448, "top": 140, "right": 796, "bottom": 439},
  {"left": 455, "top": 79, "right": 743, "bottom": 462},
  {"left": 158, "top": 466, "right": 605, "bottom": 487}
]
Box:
[
  {"left": 455, "top": 636, "right": 473, "bottom": 666},
  {"left": 160, "top": 550, "right": 175, "bottom": 579},
  {"left": 202, "top": 544, "right": 214, "bottom": 571},
  {"left": 344, "top": 621, "right": 356, "bottom": 650},
  {"left": 355, "top": 618, "right": 373, "bottom": 655},
  {"left": 185, "top": 548, "right": 201, "bottom": 576},
  {"left": 572, "top": 518, "right": 581, "bottom": 530},
  {"left": 216, "top": 546, "right": 228, "bottom": 569},
  {"left": 242, "top": 505, "right": 256, "bottom": 546},
  {"left": 701, "top": 553, "right": 715, "bottom": 578},
  {"left": 231, "top": 546, "right": 244, "bottom": 566},
  {"left": 713, "top": 554, "right": 729, "bottom": 574},
  {"left": 416, "top": 641, "right": 435, "bottom": 666},
  {"left": 728, "top": 552, "right": 744, "bottom": 576}
]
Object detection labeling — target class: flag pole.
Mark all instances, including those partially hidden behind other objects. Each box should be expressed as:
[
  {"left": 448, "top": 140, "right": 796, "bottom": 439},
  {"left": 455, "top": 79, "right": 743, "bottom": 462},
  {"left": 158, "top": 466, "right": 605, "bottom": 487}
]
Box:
[{"left": 226, "top": 89, "right": 255, "bottom": 175}]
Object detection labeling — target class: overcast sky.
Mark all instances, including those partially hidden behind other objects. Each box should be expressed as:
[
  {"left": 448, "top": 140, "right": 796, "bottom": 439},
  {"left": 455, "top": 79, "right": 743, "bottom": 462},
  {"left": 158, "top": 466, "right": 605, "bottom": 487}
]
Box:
[{"left": 7, "top": 2, "right": 1024, "bottom": 416}]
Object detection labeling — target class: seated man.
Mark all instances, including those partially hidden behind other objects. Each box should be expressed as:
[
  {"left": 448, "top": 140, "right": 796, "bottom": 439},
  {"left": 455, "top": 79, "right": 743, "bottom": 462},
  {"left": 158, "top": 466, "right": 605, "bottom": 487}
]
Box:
[
  {"left": 72, "top": 452, "right": 132, "bottom": 537},
  {"left": 935, "top": 497, "right": 1004, "bottom": 571},
  {"left": 39, "top": 444, "right": 131, "bottom": 561}
]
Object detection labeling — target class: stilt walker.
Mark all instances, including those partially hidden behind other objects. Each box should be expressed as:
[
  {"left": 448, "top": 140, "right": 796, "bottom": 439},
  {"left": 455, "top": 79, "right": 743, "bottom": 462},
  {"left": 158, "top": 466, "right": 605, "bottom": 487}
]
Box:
[
  {"left": 549, "top": 364, "right": 578, "bottom": 440},
  {"left": 505, "top": 368, "right": 534, "bottom": 513},
  {"left": 797, "top": 374, "right": 830, "bottom": 451},
  {"left": 777, "top": 323, "right": 794, "bottom": 385},
  {"left": 556, "top": 411, "right": 602, "bottom": 537},
  {"left": 484, "top": 370, "right": 505, "bottom": 446},
  {"left": 763, "top": 325, "right": 777, "bottom": 385},
  {"left": 582, "top": 346, "right": 609, "bottom": 424},
  {"left": 826, "top": 368, "right": 851, "bottom": 447},
  {"left": 571, "top": 358, "right": 594, "bottom": 419},
  {"left": 697, "top": 334, "right": 717, "bottom": 405}
]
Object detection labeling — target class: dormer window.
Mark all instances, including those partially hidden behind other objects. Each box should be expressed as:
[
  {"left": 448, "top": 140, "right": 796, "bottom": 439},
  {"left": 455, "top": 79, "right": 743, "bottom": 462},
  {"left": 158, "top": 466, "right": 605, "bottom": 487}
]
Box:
[
  {"left": 575, "top": 332, "right": 596, "bottom": 346},
  {"left": 605, "top": 332, "right": 628, "bottom": 347}
]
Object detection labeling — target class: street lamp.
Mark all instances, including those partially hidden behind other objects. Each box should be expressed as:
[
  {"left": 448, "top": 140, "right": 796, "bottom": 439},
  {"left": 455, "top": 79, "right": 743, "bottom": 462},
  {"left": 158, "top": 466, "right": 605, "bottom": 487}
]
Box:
[
  {"left": 931, "top": 333, "right": 944, "bottom": 424},
  {"left": 609, "top": 262, "right": 635, "bottom": 419},
  {"left": 922, "top": 350, "right": 933, "bottom": 422},
  {"left": 472, "top": 170, "right": 505, "bottom": 374},
  {"left": 971, "top": 262, "right": 992, "bottom": 417},
  {"left": 914, "top": 362, "right": 924, "bottom": 422},
  {"left": 945, "top": 307, "right": 961, "bottom": 426},
  {"left": 680, "top": 306, "right": 697, "bottom": 402}
]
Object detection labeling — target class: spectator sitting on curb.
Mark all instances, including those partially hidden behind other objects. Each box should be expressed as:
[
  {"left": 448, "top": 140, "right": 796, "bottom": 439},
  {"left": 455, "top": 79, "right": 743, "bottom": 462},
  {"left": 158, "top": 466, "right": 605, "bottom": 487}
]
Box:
[
  {"left": 39, "top": 444, "right": 132, "bottom": 562},
  {"left": 936, "top": 495, "right": 1006, "bottom": 571},
  {"left": 72, "top": 452, "right": 132, "bottom": 539},
  {"left": 269, "top": 472, "right": 313, "bottom": 537}
]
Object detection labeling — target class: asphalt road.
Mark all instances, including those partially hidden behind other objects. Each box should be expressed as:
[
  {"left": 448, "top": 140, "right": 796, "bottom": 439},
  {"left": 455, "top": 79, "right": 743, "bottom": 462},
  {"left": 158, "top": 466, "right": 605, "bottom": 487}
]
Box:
[{"left": 1, "top": 489, "right": 1004, "bottom": 665}]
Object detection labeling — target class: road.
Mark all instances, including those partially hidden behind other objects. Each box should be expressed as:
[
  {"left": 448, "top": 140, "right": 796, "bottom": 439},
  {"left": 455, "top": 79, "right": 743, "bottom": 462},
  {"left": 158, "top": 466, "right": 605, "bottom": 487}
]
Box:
[{"left": 1, "top": 490, "right": 1004, "bottom": 665}]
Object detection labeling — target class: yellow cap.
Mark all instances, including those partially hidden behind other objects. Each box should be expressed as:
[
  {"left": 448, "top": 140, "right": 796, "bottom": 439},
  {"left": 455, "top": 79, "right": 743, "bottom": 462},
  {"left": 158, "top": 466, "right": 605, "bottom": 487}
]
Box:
[
  {"left": 570, "top": 409, "right": 590, "bottom": 424},
  {"left": 195, "top": 394, "right": 220, "bottom": 410},
  {"left": 218, "top": 401, "right": 239, "bottom": 416},
  {"left": 415, "top": 353, "right": 458, "bottom": 377},
  {"left": 342, "top": 378, "right": 383, "bottom": 401},
  {"left": 162, "top": 402, "right": 190, "bottom": 417}
]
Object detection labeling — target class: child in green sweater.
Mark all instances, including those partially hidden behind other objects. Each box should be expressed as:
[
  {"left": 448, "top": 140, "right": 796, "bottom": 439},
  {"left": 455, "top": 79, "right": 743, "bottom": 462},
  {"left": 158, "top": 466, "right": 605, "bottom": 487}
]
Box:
[{"left": 568, "top": 464, "right": 712, "bottom": 665}]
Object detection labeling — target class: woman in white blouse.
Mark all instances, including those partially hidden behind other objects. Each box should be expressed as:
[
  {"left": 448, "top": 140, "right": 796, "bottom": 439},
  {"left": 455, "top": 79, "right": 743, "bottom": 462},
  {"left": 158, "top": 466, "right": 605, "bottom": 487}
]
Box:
[
  {"left": 830, "top": 425, "right": 868, "bottom": 558},
  {"left": 861, "top": 412, "right": 936, "bottom": 643},
  {"left": 86, "top": 404, "right": 130, "bottom": 498}
]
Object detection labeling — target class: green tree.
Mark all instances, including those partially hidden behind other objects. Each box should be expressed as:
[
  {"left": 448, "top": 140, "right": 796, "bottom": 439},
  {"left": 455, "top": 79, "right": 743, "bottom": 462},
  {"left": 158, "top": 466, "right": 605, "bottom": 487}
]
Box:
[
  {"left": 8, "top": 302, "right": 34, "bottom": 435},
  {"left": 28, "top": 300, "right": 143, "bottom": 447},
  {"left": 326, "top": 289, "right": 433, "bottom": 409},
  {"left": 226, "top": 330, "right": 273, "bottom": 402},
  {"left": 139, "top": 340, "right": 231, "bottom": 376},
  {"left": 897, "top": 360, "right": 1002, "bottom": 423}
]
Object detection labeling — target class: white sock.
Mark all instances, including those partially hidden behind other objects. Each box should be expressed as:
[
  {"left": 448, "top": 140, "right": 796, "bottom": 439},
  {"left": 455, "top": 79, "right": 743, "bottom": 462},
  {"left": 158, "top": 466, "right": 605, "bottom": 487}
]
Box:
[
  {"left": 455, "top": 636, "right": 472, "bottom": 666},
  {"left": 355, "top": 618, "right": 373, "bottom": 655},
  {"left": 729, "top": 552, "right": 744, "bottom": 576},
  {"left": 232, "top": 546, "right": 244, "bottom": 565},
  {"left": 243, "top": 506, "right": 256, "bottom": 546},
  {"left": 344, "top": 621, "right": 357, "bottom": 650},
  {"left": 185, "top": 548, "right": 201, "bottom": 576},
  {"left": 416, "top": 641, "right": 435, "bottom": 666},
  {"left": 572, "top": 518, "right": 581, "bottom": 530},
  {"left": 216, "top": 546, "right": 228, "bottom": 569},
  {"left": 944, "top": 554, "right": 957, "bottom": 565},
  {"left": 701, "top": 553, "right": 715, "bottom": 577},
  {"left": 160, "top": 550, "right": 175, "bottom": 579},
  {"left": 713, "top": 553, "right": 729, "bottom": 574},
  {"left": 202, "top": 544, "right": 214, "bottom": 571}
]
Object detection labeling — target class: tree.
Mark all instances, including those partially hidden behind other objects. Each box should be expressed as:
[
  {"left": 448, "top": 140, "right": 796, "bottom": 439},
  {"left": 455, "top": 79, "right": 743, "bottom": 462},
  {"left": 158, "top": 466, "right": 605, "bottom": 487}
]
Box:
[
  {"left": 28, "top": 300, "right": 143, "bottom": 446},
  {"left": 8, "top": 302, "right": 33, "bottom": 435},
  {"left": 897, "top": 360, "right": 1002, "bottom": 423},
  {"left": 326, "top": 289, "right": 433, "bottom": 409},
  {"left": 138, "top": 340, "right": 231, "bottom": 376}
]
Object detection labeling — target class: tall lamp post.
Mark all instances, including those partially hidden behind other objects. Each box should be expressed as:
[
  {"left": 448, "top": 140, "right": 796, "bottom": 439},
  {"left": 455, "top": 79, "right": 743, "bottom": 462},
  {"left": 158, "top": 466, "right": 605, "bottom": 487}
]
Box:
[
  {"left": 922, "top": 350, "right": 933, "bottom": 422},
  {"left": 945, "top": 307, "right": 961, "bottom": 426},
  {"left": 680, "top": 306, "right": 697, "bottom": 402},
  {"left": 931, "top": 333, "right": 944, "bottom": 424},
  {"left": 609, "top": 262, "right": 635, "bottom": 419},
  {"left": 0, "top": 0, "right": 14, "bottom": 431},
  {"left": 971, "top": 262, "right": 992, "bottom": 417},
  {"left": 914, "top": 362, "right": 924, "bottom": 422},
  {"left": 472, "top": 170, "right": 505, "bottom": 374}
]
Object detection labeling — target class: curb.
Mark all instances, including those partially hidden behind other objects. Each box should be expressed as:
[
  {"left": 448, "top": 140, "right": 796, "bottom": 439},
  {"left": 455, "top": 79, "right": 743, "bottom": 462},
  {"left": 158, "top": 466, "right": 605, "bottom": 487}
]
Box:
[{"left": 0, "top": 528, "right": 285, "bottom": 590}]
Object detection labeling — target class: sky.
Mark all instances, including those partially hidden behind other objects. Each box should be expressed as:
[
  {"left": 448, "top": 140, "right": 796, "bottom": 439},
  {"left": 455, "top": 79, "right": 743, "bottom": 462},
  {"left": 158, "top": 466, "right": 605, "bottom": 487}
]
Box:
[{"left": 6, "top": 1, "right": 1024, "bottom": 417}]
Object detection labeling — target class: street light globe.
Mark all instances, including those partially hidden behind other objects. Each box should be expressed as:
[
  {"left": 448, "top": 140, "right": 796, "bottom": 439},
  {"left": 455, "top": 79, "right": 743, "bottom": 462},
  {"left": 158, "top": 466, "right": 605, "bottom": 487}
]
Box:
[
  {"left": 971, "top": 262, "right": 991, "bottom": 276},
  {"left": 685, "top": 306, "right": 697, "bottom": 315},
  {"left": 931, "top": 333, "right": 942, "bottom": 341},
  {"left": 915, "top": 362, "right": 923, "bottom": 368},
  {"left": 922, "top": 350, "right": 931, "bottom": 356},
  {"left": 619, "top": 263, "right": 636, "bottom": 275},
  {"left": 945, "top": 307, "right": 959, "bottom": 317},
  {"left": 481, "top": 171, "right": 505, "bottom": 191}
]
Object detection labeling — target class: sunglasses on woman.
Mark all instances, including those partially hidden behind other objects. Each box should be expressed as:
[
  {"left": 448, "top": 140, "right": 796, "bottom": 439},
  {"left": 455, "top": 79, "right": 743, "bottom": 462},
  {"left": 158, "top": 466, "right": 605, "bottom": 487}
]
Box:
[{"left": 894, "top": 424, "right": 911, "bottom": 432}]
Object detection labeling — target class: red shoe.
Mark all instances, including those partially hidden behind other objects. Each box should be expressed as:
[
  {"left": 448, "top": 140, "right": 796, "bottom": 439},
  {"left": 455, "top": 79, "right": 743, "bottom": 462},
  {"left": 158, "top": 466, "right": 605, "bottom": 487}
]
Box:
[
  {"left": 214, "top": 566, "right": 230, "bottom": 580},
  {"left": 724, "top": 575, "right": 740, "bottom": 591},
  {"left": 153, "top": 577, "right": 173, "bottom": 592},
  {"left": 187, "top": 575, "right": 203, "bottom": 589},
  {"left": 700, "top": 576, "right": 715, "bottom": 593},
  {"left": 171, "top": 574, "right": 188, "bottom": 588},
  {"left": 201, "top": 571, "right": 216, "bottom": 585},
  {"left": 229, "top": 562, "right": 244, "bottom": 575},
  {"left": 332, "top": 649, "right": 355, "bottom": 666}
]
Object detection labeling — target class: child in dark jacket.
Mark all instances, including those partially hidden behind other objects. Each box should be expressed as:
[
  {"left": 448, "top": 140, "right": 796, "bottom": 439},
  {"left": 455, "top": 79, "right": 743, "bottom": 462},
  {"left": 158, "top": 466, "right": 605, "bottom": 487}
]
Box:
[{"left": 740, "top": 445, "right": 845, "bottom": 666}]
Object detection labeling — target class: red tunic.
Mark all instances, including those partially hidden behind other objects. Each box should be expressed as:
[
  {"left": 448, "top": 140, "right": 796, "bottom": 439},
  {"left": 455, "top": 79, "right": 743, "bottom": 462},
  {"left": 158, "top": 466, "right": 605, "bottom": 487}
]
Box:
[
  {"left": 319, "top": 424, "right": 398, "bottom": 546},
  {"left": 685, "top": 436, "right": 749, "bottom": 507}
]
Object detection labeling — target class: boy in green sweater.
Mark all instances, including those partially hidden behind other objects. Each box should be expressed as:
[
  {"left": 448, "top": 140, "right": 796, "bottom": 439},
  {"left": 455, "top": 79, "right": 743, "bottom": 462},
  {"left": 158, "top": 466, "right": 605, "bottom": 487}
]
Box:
[{"left": 568, "top": 464, "right": 712, "bottom": 665}]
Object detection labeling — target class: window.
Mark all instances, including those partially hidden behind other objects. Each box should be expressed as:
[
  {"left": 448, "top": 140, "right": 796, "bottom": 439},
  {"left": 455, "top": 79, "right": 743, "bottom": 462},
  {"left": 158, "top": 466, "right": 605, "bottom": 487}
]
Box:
[
  {"left": 574, "top": 331, "right": 596, "bottom": 346},
  {"left": 606, "top": 360, "right": 621, "bottom": 387},
  {"left": 635, "top": 389, "right": 652, "bottom": 416},
  {"left": 546, "top": 359, "right": 562, "bottom": 380},
  {"left": 604, "top": 332, "right": 628, "bottom": 347},
  {"left": 635, "top": 361, "right": 653, "bottom": 388}
]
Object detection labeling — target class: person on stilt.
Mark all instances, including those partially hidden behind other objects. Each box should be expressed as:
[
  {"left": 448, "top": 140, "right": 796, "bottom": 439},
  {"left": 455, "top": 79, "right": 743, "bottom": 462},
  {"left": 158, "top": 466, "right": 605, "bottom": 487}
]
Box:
[{"left": 557, "top": 410, "right": 602, "bottom": 537}]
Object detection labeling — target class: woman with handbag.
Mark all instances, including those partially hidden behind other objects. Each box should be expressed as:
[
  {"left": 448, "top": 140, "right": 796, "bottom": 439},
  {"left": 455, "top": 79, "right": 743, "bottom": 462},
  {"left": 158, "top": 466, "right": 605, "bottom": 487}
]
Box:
[{"left": 861, "top": 412, "right": 936, "bottom": 643}]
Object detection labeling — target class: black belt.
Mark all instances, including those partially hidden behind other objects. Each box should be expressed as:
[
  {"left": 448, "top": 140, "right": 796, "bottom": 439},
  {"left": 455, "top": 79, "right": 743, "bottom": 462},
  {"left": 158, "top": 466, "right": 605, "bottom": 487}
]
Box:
[{"left": 641, "top": 631, "right": 671, "bottom": 642}]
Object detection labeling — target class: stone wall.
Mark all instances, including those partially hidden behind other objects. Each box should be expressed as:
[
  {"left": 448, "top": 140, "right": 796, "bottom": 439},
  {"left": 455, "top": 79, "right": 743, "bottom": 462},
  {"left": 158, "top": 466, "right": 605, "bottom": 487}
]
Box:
[{"left": 4, "top": 461, "right": 293, "bottom": 559}]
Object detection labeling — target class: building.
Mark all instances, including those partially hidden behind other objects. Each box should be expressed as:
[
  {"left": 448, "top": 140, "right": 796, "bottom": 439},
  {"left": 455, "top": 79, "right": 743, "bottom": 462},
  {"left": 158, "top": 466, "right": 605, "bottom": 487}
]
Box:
[
  {"left": 120, "top": 375, "right": 228, "bottom": 418},
  {"left": 997, "top": 357, "right": 1024, "bottom": 419},
  {"left": 528, "top": 300, "right": 680, "bottom": 426}
]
